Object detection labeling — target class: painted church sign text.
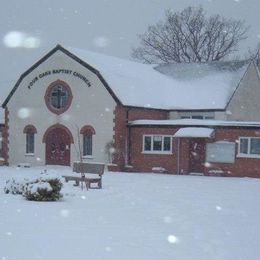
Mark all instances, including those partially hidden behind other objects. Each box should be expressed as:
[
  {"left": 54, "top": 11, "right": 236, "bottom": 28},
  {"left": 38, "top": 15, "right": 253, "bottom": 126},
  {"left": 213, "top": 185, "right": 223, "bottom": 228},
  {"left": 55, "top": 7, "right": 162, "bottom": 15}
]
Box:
[{"left": 27, "top": 69, "right": 92, "bottom": 89}]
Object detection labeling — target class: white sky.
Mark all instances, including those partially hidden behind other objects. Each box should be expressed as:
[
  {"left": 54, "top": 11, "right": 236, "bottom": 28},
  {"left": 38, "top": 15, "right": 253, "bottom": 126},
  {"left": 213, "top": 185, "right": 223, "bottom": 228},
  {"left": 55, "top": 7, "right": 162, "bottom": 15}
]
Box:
[{"left": 0, "top": 0, "right": 259, "bottom": 85}]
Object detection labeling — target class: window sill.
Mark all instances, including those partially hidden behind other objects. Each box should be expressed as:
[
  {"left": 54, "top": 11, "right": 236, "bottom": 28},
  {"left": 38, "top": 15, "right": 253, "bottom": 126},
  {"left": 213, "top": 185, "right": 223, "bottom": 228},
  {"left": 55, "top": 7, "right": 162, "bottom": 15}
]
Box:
[
  {"left": 206, "top": 160, "right": 234, "bottom": 164},
  {"left": 83, "top": 156, "right": 93, "bottom": 159},
  {"left": 25, "top": 153, "right": 35, "bottom": 157},
  {"left": 237, "top": 154, "right": 260, "bottom": 159},
  {"left": 142, "top": 151, "right": 172, "bottom": 155}
]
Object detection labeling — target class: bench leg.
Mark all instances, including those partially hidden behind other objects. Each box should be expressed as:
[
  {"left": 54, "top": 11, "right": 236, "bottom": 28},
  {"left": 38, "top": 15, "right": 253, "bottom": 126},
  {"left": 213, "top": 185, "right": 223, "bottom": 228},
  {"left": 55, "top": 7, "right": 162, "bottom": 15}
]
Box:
[
  {"left": 85, "top": 180, "right": 90, "bottom": 190},
  {"left": 98, "top": 180, "right": 102, "bottom": 189}
]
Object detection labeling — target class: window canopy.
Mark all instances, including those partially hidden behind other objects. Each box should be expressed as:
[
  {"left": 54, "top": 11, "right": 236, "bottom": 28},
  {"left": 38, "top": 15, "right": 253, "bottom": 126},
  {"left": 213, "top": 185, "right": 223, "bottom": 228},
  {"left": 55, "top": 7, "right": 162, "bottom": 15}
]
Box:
[{"left": 173, "top": 127, "right": 214, "bottom": 138}]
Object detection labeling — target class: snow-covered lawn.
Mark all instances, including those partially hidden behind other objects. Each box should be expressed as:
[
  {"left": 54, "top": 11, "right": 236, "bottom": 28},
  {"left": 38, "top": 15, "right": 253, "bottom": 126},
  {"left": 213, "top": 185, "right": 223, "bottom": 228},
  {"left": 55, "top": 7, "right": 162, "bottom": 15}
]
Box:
[{"left": 1, "top": 166, "right": 260, "bottom": 260}]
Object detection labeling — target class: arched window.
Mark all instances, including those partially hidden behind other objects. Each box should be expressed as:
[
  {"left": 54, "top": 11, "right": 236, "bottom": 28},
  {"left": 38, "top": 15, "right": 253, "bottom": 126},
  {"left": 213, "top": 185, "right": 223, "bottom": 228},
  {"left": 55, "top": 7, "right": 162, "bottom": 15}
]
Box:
[
  {"left": 80, "top": 125, "right": 95, "bottom": 157},
  {"left": 23, "top": 125, "right": 37, "bottom": 154}
]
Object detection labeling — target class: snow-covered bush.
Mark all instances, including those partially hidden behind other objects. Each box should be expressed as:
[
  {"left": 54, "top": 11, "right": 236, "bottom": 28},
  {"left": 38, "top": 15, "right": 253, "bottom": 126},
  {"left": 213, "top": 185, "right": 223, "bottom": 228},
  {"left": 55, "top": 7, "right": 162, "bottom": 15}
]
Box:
[
  {"left": 4, "top": 177, "right": 29, "bottom": 194},
  {"left": 4, "top": 175, "right": 63, "bottom": 201},
  {"left": 23, "top": 177, "right": 63, "bottom": 201}
]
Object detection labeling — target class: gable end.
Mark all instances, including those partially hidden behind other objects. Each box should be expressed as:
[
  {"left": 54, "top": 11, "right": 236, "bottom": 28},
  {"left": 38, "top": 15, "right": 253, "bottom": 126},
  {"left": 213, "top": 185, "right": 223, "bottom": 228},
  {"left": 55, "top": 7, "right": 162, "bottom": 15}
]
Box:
[{"left": 2, "top": 44, "right": 122, "bottom": 108}]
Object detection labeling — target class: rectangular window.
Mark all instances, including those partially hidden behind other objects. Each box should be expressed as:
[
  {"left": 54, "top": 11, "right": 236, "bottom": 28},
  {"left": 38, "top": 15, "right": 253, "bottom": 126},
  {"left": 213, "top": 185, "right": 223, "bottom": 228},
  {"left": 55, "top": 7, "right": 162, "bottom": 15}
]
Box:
[
  {"left": 26, "top": 133, "right": 34, "bottom": 154},
  {"left": 179, "top": 112, "right": 215, "bottom": 120},
  {"left": 239, "top": 137, "right": 260, "bottom": 157},
  {"left": 143, "top": 135, "right": 172, "bottom": 153},
  {"left": 206, "top": 142, "right": 235, "bottom": 163},
  {"left": 192, "top": 115, "right": 203, "bottom": 119},
  {"left": 144, "top": 136, "right": 152, "bottom": 151},
  {"left": 153, "top": 136, "right": 162, "bottom": 151},
  {"left": 83, "top": 135, "right": 92, "bottom": 156},
  {"left": 163, "top": 137, "right": 171, "bottom": 151}
]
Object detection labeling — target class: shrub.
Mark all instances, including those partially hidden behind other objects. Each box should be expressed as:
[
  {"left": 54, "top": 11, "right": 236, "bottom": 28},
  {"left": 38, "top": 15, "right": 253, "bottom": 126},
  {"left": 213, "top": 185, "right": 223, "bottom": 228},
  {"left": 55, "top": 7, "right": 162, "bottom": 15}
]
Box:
[
  {"left": 4, "top": 175, "right": 63, "bottom": 201},
  {"left": 4, "top": 177, "right": 29, "bottom": 194},
  {"left": 23, "top": 177, "right": 63, "bottom": 201}
]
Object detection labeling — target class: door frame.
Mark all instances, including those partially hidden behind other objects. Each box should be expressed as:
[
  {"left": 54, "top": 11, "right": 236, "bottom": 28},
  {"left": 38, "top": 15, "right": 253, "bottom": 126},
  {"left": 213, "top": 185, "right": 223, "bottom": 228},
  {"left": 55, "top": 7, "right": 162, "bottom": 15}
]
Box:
[
  {"left": 188, "top": 138, "right": 206, "bottom": 173},
  {"left": 42, "top": 124, "right": 74, "bottom": 166}
]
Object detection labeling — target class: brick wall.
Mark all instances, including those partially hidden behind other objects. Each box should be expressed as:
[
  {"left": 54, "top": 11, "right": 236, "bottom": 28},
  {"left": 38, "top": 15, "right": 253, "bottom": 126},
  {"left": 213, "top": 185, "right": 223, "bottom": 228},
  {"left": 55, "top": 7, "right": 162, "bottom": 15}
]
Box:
[
  {"left": 129, "top": 126, "right": 178, "bottom": 173},
  {"left": 128, "top": 125, "right": 260, "bottom": 177},
  {"left": 111, "top": 105, "right": 168, "bottom": 171},
  {"left": 205, "top": 127, "right": 260, "bottom": 177},
  {"left": 1, "top": 108, "right": 9, "bottom": 165}
]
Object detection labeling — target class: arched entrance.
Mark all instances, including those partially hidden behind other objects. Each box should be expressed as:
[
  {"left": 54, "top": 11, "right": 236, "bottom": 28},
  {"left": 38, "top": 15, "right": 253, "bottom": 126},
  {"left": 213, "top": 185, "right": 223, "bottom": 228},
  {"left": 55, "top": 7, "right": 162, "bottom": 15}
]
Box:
[{"left": 43, "top": 124, "right": 74, "bottom": 166}]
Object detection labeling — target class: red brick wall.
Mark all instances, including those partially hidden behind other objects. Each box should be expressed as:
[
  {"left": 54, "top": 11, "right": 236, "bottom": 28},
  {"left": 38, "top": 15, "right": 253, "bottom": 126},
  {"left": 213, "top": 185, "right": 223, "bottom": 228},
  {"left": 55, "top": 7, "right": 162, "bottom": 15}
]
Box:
[
  {"left": 112, "top": 105, "right": 168, "bottom": 171},
  {"left": 205, "top": 128, "right": 260, "bottom": 178},
  {"left": 2, "top": 108, "right": 9, "bottom": 165},
  {"left": 129, "top": 126, "right": 179, "bottom": 172},
  {"left": 128, "top": 125, "right": 260, "bottom": 177}
]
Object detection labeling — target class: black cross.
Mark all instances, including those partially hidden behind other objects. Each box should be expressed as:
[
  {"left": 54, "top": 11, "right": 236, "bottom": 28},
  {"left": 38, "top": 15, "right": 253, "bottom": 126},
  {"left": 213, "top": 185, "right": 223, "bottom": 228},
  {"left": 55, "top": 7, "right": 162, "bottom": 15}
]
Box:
[{"left": 52, "top": 86, "right": 67, "bottom": 108}]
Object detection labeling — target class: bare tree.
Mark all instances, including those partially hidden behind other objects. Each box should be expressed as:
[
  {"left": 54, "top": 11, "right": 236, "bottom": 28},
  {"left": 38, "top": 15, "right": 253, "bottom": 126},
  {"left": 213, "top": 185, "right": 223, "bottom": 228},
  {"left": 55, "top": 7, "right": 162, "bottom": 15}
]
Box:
[
  {"left": 132, "top": 6, "right": 248, "bottom": 64},
  {"left": 245, "top": 42, "right": 260, "bottom": 66},
  {"left": 253, "top": 42, "right": 260, "bottom": 67}
]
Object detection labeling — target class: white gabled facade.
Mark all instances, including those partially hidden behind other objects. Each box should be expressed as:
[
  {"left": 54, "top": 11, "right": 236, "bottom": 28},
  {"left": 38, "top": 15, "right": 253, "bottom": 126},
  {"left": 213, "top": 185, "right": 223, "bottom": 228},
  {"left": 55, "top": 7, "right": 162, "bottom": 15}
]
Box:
[
  {"left": 225, "top": 62, "right": 260, "bottom": 121},
  {"left": 5, "top": 47, "right": 117, "bottom": 166}
]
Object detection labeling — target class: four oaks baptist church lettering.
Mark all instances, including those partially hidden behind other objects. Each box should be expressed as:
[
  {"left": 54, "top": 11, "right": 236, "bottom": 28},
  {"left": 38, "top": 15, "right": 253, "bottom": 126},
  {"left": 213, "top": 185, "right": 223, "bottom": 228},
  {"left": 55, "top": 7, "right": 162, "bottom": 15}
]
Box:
[{"left": 27, "top": 69, "right": 92, "bottom": 89}]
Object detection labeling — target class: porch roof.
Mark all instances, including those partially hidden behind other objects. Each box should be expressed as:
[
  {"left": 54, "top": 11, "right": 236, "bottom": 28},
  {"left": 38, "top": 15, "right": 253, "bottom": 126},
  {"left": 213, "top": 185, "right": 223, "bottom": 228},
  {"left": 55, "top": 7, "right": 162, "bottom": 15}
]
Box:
[{"left": 173, "top": 127, "right": 214, "bottom": 138}]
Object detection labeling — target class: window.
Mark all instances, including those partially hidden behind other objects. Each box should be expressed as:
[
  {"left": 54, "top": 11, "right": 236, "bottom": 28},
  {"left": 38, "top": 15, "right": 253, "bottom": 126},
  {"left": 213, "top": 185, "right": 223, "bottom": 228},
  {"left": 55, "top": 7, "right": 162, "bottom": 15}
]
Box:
[
  {"left": 143, "top": 135, "right": 172, "bottom": 153},
  {"left": 239, "top": 137, "right": 260, "bottom": 157},
  {"left": 50, "top": 85, "right": 69, "bottom": 109},
  {"left": 206, "top": 142, "right": 235, "bottom": 163},
  {"left": 83, "top": 134, "right": 92, "bottom": 156},
  {"left": 23, "top": 125, "right": 37, "bottom": 154},
  {"left": 179, "top": 112, "right": 214, "bottom": 120},
  {"left": 26, "top": 133, "right": 34, "bottom": 154},
  {"left": 80, "top": 125, "right": 95, "bottom": 157},
  {"left": 45, "top": 80, "right": 72, "bottom": 115}
]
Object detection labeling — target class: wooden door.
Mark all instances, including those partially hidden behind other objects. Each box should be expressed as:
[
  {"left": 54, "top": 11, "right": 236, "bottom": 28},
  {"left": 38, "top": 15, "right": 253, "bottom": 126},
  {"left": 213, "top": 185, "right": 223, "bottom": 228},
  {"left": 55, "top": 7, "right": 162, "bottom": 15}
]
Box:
[
  {"left": 189, "top": 139, "right": 206, "bottom": 173},
  {"left": 46, "top": 127, "right": 71, "bottom": 166}
]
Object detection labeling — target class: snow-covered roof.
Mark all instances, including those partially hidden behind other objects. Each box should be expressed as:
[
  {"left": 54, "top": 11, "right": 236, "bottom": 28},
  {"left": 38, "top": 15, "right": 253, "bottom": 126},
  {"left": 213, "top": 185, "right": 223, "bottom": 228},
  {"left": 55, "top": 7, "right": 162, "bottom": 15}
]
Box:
[
  {"left": 69, "top": 47, "right": 249, "bottom": 110},
  {"left": 130, "top": 119, "right": 260, "bottom": 128},
  {"left": 1, "top": 45, "right": 250, "bottom": 118},
  {"left": 173, "top": 127, "right": 214, "bottom": 138}
]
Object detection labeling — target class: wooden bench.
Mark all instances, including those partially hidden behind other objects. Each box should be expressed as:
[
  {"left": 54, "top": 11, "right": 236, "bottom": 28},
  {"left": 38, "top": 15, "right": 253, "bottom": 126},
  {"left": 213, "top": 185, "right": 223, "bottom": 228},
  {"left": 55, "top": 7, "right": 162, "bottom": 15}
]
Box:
[{"left": 63, "top": 162, "right": 105, "bottom": 189}]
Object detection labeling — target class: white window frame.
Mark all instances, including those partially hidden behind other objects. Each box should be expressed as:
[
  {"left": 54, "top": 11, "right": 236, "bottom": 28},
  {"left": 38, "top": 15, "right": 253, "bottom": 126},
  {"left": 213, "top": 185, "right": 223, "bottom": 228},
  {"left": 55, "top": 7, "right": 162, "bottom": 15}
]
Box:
[
  {"left": 142, "top": 135, "right": 172, "bottom": 154},
  {"left": 179, "top": 112, "right": 215, "bottom": 120},
  {"left": 82, "top": 134, "right": 93, "bottom": 159},
  {"left": 26, "top": 132, "right": 35, "bottom": 155},
  {"left": 238, "top": 137, "right": 260, "bottom": 158}
]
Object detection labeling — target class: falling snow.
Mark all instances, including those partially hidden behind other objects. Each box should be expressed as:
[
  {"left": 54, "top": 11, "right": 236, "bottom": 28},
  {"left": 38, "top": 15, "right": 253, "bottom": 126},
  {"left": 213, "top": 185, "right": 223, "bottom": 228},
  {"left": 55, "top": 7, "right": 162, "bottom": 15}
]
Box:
[
  {"left": 3, "top": 31, "right": 40, "bottom": 49},
  {"left": 93, "top": 36, "right": 111, "bottom": 48},
  {"left": 17, "top": 108, "right": 31, "bottom": 119}
]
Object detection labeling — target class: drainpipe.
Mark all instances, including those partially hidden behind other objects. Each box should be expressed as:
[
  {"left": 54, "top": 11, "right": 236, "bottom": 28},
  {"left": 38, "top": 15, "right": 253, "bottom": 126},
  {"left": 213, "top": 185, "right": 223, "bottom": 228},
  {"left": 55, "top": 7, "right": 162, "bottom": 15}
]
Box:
[
  {"left": 125, "top": 108, "right": 131, "bottom": 166},
  {"left": 177, "top": 138, "right": 180, "bottom": 174}
]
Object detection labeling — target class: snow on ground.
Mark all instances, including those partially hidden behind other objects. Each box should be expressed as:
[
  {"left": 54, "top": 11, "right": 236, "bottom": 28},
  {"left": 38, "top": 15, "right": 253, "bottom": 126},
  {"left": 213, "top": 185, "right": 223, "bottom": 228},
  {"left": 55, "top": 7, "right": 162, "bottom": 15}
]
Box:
[{"left": 1, "top": 166, "right": 260, "bottom": 260}]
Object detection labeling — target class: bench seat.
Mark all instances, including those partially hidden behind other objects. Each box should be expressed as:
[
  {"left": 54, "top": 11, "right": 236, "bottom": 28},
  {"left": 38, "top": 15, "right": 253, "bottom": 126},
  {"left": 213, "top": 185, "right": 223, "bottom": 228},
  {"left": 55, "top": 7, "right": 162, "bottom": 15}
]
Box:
[{"left": 62, "top": 162, "right": 105, "bottom": 189}]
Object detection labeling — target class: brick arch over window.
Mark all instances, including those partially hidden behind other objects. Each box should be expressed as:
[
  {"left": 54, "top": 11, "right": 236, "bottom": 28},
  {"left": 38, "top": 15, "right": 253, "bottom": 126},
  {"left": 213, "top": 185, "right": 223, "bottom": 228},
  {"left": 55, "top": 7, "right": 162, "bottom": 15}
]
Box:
[
  {"left": 80, "top": 125, "right": 96, "bottom": 135},
  {"left": 42, "top": 124, "right": 74, "bottom": 143},
  {"left": 23, "top": 125, "right": 37, "bottom": 134}
]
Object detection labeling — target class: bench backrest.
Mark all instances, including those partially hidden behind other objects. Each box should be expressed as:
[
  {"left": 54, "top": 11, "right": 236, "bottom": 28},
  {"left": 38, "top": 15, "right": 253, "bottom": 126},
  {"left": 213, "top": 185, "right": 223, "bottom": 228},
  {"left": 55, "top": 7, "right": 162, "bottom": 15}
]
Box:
[{"left": 73, "top": 162, "right": 105, "bottom": 176}]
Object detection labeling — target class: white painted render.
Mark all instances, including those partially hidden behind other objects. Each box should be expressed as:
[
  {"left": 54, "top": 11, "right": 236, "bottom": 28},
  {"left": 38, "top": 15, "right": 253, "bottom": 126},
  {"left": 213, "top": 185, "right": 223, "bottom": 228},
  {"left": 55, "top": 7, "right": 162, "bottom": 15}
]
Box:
[
  {"left": 226, "top": 63, "right": 260, "bottom": 121},
  {"left": 7, "top": 50, "right": 117, "bottom": 166}
]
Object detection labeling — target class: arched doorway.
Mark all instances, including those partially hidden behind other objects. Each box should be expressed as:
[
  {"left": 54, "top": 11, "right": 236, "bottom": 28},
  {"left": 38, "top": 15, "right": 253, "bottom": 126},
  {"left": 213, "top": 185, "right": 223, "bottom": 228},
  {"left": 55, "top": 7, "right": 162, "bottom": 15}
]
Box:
[{"left": 43, "top": 124, "right": 74, "bottom": 166}]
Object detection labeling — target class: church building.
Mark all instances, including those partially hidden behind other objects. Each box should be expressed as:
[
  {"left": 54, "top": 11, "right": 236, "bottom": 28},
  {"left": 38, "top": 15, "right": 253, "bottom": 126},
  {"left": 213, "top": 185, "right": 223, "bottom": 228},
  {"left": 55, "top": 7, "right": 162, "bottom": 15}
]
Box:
[{"left": 1, "top": 45, "right": 260, "bottom": 177}]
